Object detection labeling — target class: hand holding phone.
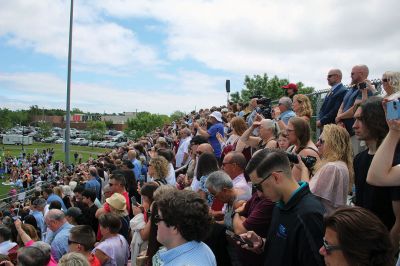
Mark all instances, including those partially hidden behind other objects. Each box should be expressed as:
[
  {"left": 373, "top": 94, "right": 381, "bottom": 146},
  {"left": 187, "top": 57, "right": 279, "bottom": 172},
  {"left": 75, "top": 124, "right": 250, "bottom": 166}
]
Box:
[
  {"left": 386, "top": 100, "right": 400, "bottom": 120},
  {"left": 225, "top": 230, "right": 254, "bottom": 248}
]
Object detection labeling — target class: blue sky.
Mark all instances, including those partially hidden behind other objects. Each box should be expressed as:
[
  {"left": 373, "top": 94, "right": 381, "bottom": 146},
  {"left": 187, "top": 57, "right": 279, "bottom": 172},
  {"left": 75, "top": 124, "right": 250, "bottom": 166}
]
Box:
[{"left": 1, "top": 0, "right": 399, "bottom": 115}]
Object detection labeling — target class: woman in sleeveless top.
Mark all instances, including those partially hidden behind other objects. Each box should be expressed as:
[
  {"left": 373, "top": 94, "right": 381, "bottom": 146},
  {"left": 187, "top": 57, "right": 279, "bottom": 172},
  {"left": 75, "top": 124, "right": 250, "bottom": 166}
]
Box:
[
  {"left": 296, "top": 125, "right": 353, "bottom": 214},
  {"left": 239, "top": 117, "right": 279, "bottom": 152},
  {"left": 293, "top": 94, "right": 313, "bottom": 123},
  {"left": 286, "top": 117, "right": 320, "bottom": 181},
  {"left": 147, "top": 156, "right": 169, "bottom": 186}
]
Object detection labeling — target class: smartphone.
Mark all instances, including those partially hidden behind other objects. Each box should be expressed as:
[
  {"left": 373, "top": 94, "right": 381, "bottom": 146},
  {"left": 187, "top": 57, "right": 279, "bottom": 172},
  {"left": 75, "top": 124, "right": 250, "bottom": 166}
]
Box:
[
  {"left": 131, "top": 196, "right": 139, "bottom": 206},
  {"left": 387, "top": 100, "right": 400, "bottom": 120},
  {"left": 358, "top": 82, "right": 367, "bottom": 90},
  {"left": 225, "top": 230, "right": 254, "bottom": 247}
]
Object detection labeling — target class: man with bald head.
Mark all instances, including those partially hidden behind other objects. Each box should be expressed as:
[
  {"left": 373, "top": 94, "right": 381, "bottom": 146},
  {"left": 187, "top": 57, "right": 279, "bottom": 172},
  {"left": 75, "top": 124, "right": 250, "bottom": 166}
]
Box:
[
  {"left": 45, "top": 209, "right": 74, "bottom": 262},
  {"left": 336, "top": 64, "right": 373, "bottom": 155},
  {"left": 317, "top": 69, "right": 347, "bottom": 128}
]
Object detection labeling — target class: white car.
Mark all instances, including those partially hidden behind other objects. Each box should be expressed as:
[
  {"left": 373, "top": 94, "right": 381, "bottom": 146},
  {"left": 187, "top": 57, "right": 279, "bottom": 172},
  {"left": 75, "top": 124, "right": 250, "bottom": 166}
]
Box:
[{"left": 55, "top": 139, "right": 65, "bottom": 144}]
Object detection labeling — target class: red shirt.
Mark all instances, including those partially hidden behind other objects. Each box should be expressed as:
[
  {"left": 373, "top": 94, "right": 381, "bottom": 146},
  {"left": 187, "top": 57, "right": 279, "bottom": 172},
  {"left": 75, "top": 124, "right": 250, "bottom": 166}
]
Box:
[
  {"left": 103, "top": 191, "right": 131, "bottom": 213},
  {"left": 89, "top": 253, "right": 101, "bottom": 266}
]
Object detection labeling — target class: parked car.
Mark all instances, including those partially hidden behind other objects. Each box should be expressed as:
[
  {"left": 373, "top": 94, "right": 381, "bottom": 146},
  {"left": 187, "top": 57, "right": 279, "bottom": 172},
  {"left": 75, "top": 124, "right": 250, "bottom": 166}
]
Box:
[
  {"left": 88, "top": 141, "right": 100, "bottom": 147},
  {"left": 106, "top": 141, "right": 118, "bottom": 149},
  {"left": 55, "top": 139, "right": 65, "bottom": 144},
  {"left": 71, "top": 138, "right": 85, "bottom": 145},
  {"left": 97, "top": 141, "right": 108, "bottom": 148},
  {"left": 42, "top": 136, "right": 57, "bottom": 143},
  {"left": 79, "top": 139, "right": 90, "bottom": 146},
  {"left": 116, "top": 142, "right": 127, "bottom": 148}
]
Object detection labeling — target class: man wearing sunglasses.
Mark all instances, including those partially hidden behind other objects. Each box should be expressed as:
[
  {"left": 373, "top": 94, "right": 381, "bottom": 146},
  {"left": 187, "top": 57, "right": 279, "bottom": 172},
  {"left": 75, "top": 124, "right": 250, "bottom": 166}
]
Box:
[
  {"left": 241, "top": 150, "right": 325, "bottom": 266},
  {"left": 317, "top": 69, "right": 347, "bottom": 129}
]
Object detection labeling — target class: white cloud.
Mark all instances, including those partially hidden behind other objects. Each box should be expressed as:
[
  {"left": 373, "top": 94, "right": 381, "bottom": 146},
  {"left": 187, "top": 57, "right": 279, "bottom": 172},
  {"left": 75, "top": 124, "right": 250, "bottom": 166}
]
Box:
[
  {"left": 0, "top": 71, "right": 227, "bottom": 114},
  {"left": 0, "top": 0, "right": 161, "bottom": 68},
  {"left": 1, "top": 0, "right": 400, "bottom": 115},
  {"left": 95, "top": 0, "right": 400, "bottom": 89}
]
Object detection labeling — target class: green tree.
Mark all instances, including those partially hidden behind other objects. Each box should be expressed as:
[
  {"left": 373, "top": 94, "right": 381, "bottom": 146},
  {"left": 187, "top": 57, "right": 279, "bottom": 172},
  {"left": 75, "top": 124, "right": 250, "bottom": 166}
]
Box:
[
  {"left": 233, "top": 74, "right": 315, "bottom": 103},
  {"left": 87, "top": 121, "right": 106, "bottom": 142},
  {"left": 0, "top": 108, "right": 12, "bottom": 131},
  {"left": 104, "top": 120, "right": 114, "bottom": 129},
  {"left": 170, "top": 111, "right": 186, "bottom": 122},
  {"left": 9, "top": 110, "right": 29, "bottom": 126},
  {"left": 38, "top": 121, "right": 52, "bottom": 138},
  {"left": 71, "top": 108, "right": 85, "bottom": 114},
  {"left": 125, "top": 112, "right": 167, "bottom": 140},
  {"left": 230, "top": 92, "right": 241, "bottom": 103}
]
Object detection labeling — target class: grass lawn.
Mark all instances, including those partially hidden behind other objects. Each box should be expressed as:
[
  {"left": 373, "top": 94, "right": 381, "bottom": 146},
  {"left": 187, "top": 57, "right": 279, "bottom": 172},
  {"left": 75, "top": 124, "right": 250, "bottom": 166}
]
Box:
[
  {"left": 1, "top": 142, "right": 110, "bottom": 162},
  {"left": 0, "top": 142, "right": 111, "bottom": 198}
]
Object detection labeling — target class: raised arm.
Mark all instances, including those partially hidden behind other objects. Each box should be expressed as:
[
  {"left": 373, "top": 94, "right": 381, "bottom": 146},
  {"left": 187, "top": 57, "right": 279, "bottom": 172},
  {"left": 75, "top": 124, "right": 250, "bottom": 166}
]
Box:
[{"left": 367, "top": 124, "right": 400, "bottom": 186}]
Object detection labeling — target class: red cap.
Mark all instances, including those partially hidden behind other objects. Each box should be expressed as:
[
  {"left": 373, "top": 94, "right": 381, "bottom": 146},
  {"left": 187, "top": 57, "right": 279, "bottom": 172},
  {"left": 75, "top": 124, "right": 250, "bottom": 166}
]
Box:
[{"left": 281, "top": 83, "right": 298, "bottom": 92}]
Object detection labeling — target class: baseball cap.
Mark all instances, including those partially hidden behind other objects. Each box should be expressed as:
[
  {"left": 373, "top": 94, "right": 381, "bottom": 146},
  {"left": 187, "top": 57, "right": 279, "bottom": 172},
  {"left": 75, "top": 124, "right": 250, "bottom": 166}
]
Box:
[
  {"left": 281, "top": 83, "right": 298, "bottom": 92},
  {"left": 209, "top": 111, "right": 222, "bottom": 122}
]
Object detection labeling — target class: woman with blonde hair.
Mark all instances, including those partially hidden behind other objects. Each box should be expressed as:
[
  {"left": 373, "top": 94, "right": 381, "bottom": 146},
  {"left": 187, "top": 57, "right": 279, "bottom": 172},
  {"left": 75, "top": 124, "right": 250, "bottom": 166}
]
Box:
[
  {"left": 293, "top": 94, "right": 313, "bottom": 122},
  {"left": 148, "top": 156, "right": 169, "bottom": 186},
  {"left": 382, "top": 71, "right": 400, "bottom": 97},
  {"left": 297, "top": 124, "right": 353, "bottom": 214}
]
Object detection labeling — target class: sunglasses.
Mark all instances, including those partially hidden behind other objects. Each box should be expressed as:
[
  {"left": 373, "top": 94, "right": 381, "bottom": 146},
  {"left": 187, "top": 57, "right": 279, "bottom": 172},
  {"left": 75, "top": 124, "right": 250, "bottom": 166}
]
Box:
[
  {"left": 382, "top": 78, "right": 390, "bottom": 83},
  {"left": 68, "top": 239, "right": 82, "bottom": 245},
  {"left": 323, "top": 237, "right": 342, "bottom": 254},
  {"left": 154, "top": 214, "right": 165, "bottom": 224},
  {"left": 252, "top": 170, "right": 283, "bottom": 192}
]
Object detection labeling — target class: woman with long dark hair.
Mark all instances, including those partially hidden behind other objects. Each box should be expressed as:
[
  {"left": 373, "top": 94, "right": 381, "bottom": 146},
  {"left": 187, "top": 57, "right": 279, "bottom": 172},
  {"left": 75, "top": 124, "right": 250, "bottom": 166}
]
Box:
[{"left": 196, "top": 153, "right": 219, "bottom": 206}]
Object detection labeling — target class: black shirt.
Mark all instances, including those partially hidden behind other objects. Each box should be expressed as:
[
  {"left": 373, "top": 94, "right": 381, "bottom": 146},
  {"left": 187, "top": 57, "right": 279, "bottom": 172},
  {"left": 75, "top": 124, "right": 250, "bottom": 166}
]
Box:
[
  {"left": 354, "top": 148, "right": 400, "bottom": 230},
  {"left": 263, "top": 183, "right": 325, "bottom": 266}
]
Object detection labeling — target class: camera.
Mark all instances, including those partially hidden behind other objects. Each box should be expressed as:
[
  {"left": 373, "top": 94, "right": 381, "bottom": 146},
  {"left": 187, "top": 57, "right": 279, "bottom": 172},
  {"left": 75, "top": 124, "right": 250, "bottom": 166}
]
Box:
[
  {"left": 285, "top": 152, "right": 317, "bottom": 169},
  {"left": 357, "top": 82, "right": 367, "bottom": 90},
  {"left": 255, "top": 97, "right": 272, "bottom": 119}
]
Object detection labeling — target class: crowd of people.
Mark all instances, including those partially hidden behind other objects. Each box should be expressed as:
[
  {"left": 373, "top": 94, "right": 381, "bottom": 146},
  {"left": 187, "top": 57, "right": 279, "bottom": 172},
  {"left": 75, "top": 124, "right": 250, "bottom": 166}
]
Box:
[{"left": 0, "top": 65, "right": 400, "bottom": 266}]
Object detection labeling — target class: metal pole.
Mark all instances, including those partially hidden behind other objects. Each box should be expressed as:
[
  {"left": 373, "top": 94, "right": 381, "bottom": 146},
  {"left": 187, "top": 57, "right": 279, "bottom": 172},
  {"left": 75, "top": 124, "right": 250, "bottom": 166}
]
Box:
[{"left": 65, "top": 0, "right": 74, "bottom": 166}]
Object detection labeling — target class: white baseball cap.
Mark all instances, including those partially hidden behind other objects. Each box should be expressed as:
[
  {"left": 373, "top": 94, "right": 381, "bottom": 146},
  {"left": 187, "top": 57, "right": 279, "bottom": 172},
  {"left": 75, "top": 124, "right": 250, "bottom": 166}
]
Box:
[{"left": 209, "top": 111, "right": 222, "bottom": 122}]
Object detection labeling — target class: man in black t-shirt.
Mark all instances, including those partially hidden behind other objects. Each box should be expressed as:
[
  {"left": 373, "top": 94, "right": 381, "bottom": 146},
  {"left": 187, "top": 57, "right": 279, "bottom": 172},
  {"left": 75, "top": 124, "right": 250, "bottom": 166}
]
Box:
[{"left": 353, "top": 97, "right": 400, "bottom": 251}]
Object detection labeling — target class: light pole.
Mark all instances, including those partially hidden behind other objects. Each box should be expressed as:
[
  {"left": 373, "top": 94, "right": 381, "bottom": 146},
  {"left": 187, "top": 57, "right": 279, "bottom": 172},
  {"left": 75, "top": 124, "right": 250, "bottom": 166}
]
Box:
[
  {"left": 65, "top": 0, "right": 74, "bottom": 166},
  {"left": 226, "top": 80, "right": 231, "bottom": 106}
]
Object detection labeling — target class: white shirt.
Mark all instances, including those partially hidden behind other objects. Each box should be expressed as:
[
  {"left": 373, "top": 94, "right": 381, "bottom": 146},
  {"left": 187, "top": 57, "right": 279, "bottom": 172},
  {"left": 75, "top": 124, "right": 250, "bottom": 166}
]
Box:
[
  {"left": 165, "top": 163, "right": 176, "bottom": 185},
  {"left": 175, "top": 136, "right": 192, "bottom": 167},
  {"left": 0, "top": 240, "right": 17, "bottom": 255},
  {"left": 232, "top": 173, "right": 252, "bottom": 201}
]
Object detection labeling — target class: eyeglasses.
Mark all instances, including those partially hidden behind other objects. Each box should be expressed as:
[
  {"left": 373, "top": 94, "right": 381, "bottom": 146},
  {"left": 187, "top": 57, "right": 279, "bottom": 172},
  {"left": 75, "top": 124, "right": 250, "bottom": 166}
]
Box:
[
  {"left": 222, "top": 161, "right": 234, "bottom": 166},
  {"left": 382, "top": 78, "right": 390, "bottom": 83},
  {"left": 317, "top": 138, "right": 325, "bottom": 144},
  {"left": 154, "top": 214, "right": 165, "bottom": 224},
  {"left": 68, "top": 239, "right": 82, "bottom": 245},
  {"left": 252, "top": 171, "right": 283, "bottom": 192},
  {"left": 323, "top": 237, "right": 342, "bottom": 254}
]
